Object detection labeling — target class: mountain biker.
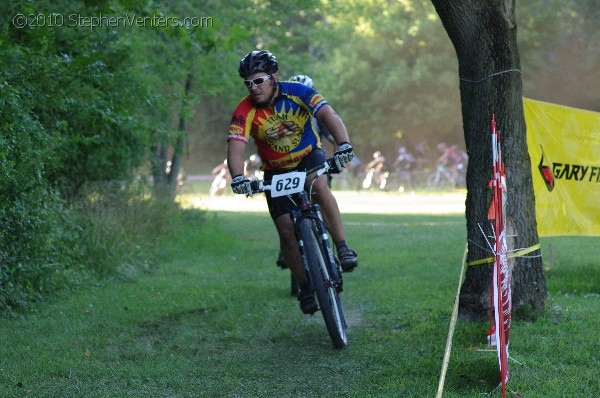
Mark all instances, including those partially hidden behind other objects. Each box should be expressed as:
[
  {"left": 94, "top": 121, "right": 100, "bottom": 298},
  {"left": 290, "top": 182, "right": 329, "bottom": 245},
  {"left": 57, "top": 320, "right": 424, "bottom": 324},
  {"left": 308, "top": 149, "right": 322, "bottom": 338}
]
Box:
[
  {"left": 289, "top": 75, "right": 336, "bottom": 152},
  {"left": 364, "top": 151, "right": 390, "bottom": 190},
  {"left": 227, "top": 50, "right": 358, "bottom": 315},
  {"left": 166, "top": 161, "right": 185, "bottom": 192},
  {"left": 290, "top": 74, "right": 337, "bottom": 185},
  {"left": 366, "top": 151, "right": 389, "bottom": 174},
  {"left": 274, "top": 74, "right": 336, "bottom": 269},
  {"left": 435, "top": 143, "right": 468, "bottom": 187},
  {"left": 436, "top": 143, "right": 467, "bottom": 168},
  {"left": 209, "top": 159, "right": 230, "bottom": 197},
  {"left": 393, "top": 146, "right": 416, "bottom": 192},
  {"left": 244, "top": 154, "right": 263, "bottom": 181}
]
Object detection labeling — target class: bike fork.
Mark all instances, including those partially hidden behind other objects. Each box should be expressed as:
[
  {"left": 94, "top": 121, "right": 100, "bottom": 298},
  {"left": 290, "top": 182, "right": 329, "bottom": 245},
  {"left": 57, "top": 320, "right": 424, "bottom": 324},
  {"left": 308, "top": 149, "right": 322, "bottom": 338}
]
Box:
[{"left": 292, "top": 211, "right": 315, "bottom": 292}]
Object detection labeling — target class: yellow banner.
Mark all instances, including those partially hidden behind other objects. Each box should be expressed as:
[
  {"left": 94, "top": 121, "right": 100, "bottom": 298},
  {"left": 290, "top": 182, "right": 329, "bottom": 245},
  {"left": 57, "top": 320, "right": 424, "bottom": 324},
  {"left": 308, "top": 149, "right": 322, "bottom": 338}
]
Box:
[{"left": 525, "top": 98, "right": 600, "bottom": 236}]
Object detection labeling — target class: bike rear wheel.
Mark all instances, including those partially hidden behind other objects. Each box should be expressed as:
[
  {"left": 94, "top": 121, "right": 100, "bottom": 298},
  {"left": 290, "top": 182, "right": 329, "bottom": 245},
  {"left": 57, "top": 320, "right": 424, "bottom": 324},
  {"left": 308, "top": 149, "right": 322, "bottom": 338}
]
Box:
[{"left": 299, "top": 218, "right": 347, "bottom": 348}]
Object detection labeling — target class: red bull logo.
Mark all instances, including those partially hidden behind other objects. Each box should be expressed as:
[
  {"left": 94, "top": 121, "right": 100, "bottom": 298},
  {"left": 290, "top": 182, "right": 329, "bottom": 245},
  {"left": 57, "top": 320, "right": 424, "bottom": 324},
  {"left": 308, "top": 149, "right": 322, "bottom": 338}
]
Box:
[{"left": 538, "top": 145, "right": 554, "bottom": 192}]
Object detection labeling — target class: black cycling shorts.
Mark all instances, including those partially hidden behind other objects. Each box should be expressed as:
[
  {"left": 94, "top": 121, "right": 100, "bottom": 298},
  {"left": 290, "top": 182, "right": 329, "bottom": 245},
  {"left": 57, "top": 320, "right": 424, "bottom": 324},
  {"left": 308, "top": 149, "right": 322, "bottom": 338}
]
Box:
[{"left": 264, "top": 149, "right": 327, "bottom": 221}]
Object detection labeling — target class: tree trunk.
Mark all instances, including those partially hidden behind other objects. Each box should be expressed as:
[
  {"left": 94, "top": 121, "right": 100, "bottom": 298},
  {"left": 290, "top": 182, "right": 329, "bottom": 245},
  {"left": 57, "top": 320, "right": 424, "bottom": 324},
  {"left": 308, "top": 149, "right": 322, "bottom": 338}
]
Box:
[
  {"left": 431, "top": 0, "right": 547, "bottom": 320},
  {"left": 151, "top": 142, "right": 168, "bottom": 184},
  {"left": 152, "top": 75, "right": 191, "bottom": 197},
  {"left": 167, "top": 74, "right": 192, "bottom": 193}
]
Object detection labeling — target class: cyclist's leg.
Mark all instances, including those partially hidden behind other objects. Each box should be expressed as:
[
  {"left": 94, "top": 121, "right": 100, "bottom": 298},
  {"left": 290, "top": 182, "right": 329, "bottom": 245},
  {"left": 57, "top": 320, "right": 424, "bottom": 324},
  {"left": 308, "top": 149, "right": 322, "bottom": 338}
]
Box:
[
  {"left": 265, "top": 178, "right": 318, "bottom": 311},
  {"left": 298, "top": 149, "right": 357, "bottom": 271},
  {"left": 273, "top": 214, "right": 307, "bottom": 286},
  {"left": 311, "top": 172, "right": 358, "bottom": 272},
  {"left": 311, "top": 174, "right": 345, "bottom": 243},
  {"left": 295, "top": 149, "right": 345, "bottom": 244},
  {"left": 274, "top": 216, "right": 318, "bottom": 314}
]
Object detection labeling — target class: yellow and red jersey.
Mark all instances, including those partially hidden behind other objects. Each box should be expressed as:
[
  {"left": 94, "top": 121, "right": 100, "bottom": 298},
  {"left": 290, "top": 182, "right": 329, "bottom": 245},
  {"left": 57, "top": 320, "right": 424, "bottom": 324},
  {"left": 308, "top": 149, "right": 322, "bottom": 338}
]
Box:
[{"left": 227, "top": 81, "right": 328, "bottom": 170}]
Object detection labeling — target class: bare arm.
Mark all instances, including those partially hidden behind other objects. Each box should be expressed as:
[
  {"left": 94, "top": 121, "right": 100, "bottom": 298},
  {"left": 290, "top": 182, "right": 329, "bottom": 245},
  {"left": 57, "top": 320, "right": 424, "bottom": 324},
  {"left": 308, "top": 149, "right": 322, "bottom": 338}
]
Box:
[
  {"left": 227, "top": 140, "right": 247, "bottom": 177},
  {"left": 315, "top": 104, "right": 350, "bottom": 146}
]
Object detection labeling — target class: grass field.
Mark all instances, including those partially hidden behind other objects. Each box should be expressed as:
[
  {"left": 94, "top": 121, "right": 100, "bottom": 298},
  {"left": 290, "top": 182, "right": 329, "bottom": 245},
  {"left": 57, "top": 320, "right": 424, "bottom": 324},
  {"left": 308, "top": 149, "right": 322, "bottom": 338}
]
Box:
[{"left": 1, "top": 187, "right": 598, "bottom": 397}]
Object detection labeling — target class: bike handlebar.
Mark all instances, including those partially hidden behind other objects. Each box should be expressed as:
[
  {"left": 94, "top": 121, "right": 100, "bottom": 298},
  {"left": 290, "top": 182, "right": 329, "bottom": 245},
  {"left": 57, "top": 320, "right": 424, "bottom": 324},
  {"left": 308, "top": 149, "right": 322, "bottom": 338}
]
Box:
[
  {"left": 249, "top": 158, "right": 337, "bottom": 194},
  {"left": 249, "top": 180, "right": 266, "bottom": 193}
]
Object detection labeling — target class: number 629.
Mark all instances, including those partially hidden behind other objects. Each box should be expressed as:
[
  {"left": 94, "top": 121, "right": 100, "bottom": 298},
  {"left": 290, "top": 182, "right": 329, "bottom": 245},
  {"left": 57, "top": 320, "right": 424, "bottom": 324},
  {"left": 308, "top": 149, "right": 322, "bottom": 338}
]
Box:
[{"left": 276, "top": 176, "right": 301, "bottom": 191}]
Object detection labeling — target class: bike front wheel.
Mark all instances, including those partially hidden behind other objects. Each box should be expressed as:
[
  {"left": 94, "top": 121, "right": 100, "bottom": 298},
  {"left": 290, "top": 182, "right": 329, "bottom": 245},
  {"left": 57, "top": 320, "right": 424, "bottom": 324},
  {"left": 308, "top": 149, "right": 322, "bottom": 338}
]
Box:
[
  {"left": 426, "top": 171, "right": 446, "bottom": 190},
  {"left": 299, "top": 218, "right": 347, "bottom": 348}
]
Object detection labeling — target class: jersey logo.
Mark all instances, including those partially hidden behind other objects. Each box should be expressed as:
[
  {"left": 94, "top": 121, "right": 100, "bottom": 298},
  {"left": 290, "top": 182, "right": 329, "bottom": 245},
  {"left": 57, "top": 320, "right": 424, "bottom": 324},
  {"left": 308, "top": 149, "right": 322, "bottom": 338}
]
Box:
[
  {"left": 309, "top": 94, "right": 324, "bottom": 108},
  {"left": 230, "top": 115, "right": 245, "bottom": 127},
  {"left": 265, "top": 121, "right": 301, "bottom": 139}
]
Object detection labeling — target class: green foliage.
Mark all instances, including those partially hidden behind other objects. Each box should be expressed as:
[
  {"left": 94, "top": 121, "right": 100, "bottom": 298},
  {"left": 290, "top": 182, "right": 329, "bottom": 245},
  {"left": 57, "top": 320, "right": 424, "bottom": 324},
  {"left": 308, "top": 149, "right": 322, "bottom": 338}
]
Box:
[
  {"left": 190, "top": 0, "right": 600, "bottom": 170},
  {"left": 0, "top": 79, "right": 84, "bottom": 309},
  {"left": 2, "top": 0, "right": 150, "bottom": 196},
  {"left": 517, "top": 0, "right": 600, "bottom": 111},
  {"left": 313, "top": 0, "right": 462, "bottom": 157},
  {"left": 0, "top": 0, "right": 202, "bottom": 311}
]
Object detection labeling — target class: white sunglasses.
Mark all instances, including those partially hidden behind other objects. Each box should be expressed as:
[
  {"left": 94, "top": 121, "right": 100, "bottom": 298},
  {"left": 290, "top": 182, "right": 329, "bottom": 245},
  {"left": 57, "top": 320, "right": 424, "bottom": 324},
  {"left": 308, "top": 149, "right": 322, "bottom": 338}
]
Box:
[{"left": 243, "top": 75, "right": 272, "bottom": 88}]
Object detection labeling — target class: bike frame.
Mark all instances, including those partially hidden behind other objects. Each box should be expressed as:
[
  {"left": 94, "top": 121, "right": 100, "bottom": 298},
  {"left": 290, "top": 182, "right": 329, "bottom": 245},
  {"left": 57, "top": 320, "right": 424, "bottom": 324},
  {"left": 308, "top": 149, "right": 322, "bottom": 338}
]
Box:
[
  {"left": 250, "top": 160, "right": 347, "bottom": 348},
  {"left": 290, "top": 191, "right": 343, "bottom": 294}
]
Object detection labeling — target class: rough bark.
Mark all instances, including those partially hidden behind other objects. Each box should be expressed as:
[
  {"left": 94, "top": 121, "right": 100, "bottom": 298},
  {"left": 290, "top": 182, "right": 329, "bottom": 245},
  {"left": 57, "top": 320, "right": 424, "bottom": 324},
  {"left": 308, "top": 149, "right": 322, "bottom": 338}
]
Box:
[{"left": 431, "top": 0, "right": 547, "bottom": 320}]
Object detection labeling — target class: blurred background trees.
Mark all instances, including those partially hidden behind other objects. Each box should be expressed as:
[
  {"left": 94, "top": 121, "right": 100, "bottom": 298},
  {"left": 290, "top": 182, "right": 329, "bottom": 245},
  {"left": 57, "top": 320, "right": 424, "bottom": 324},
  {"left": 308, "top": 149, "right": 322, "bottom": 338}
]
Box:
[
  {"left": 3, "top": 0, "right": 597, "bottom": 177},
  {"left": 188, "top": 0, "right": 599, "bottom": 171}
]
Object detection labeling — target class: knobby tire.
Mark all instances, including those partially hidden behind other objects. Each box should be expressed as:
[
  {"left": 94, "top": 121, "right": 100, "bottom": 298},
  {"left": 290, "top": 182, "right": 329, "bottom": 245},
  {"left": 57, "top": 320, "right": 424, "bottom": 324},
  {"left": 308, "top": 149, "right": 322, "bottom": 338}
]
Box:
[{"left": 299, "top": 218, "right": 347, "bottom": 348}]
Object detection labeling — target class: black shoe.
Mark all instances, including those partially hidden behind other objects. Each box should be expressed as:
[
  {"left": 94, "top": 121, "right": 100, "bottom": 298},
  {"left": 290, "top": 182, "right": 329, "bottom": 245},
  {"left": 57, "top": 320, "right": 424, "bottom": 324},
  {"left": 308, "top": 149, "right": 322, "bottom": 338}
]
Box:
[
  {"left": 297, "top": 288, "right": 319, "bottom": 315},
  {"left": 276, "top": 252, "right": 288, "bottom": 269},
  {"left": 338, "top": 247, "right": 358, "bottom": 272}
]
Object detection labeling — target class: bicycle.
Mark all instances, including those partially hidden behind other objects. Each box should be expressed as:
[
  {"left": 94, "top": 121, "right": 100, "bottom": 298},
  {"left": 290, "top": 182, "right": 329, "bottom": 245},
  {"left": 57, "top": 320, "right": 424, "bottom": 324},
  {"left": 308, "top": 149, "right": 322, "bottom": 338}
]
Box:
[
  {"left": 426, "top": 162, "right": 465, "bottom": 190},
  {"left": 249, "top": 159, "right": 348, "bottom": 349},
  {"left": 209, "top": 168, "right": 229, "bottom": 196}
]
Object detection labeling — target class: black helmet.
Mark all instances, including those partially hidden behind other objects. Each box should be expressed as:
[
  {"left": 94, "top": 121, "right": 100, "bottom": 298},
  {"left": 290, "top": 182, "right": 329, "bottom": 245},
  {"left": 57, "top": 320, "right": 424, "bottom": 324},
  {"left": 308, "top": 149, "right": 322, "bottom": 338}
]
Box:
[{"left": 238, "top": 50, "right": 278, "bottom": 78}]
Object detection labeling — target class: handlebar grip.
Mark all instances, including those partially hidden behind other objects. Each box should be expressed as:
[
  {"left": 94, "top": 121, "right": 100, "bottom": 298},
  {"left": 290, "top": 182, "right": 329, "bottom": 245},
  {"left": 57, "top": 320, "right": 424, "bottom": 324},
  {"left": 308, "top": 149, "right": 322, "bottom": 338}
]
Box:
[
  {"left": 327, "top": 158, "right": 342, "bottom": 174},
  {"left": 250, "top": 180, "right": 263, "bottom": 193}
]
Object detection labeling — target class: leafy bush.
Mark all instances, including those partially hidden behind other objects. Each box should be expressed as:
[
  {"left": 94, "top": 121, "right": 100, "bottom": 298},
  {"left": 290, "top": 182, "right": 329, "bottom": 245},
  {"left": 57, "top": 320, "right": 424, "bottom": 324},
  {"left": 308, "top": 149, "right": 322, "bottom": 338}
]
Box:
[
  {"left": 0, "top": 1, "right": 196, "bottom": 310},
  {"left": 0, "top": 80, "right": 84, "bottom": 309}
]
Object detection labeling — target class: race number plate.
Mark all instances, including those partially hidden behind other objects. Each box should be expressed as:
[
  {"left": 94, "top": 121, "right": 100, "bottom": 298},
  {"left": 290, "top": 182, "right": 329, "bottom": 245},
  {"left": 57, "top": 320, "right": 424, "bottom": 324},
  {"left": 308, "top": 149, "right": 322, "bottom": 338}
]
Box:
[{"left": 270, "top": 171, "right": 306, "bottom": 198}]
